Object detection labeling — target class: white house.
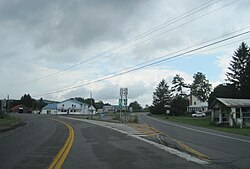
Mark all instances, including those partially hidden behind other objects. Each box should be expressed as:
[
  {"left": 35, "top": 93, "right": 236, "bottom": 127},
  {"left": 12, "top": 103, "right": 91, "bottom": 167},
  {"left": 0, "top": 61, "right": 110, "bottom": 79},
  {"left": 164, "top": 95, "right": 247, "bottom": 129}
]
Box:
[
  {"left": 41, "top": 103, "right": 57, "bottom": 114},
  {"left": 57, "top": 99, "right": 89, "bottom": 115},
  {"left": 210, "top": 98, "right": 250, "bottom": 127},
  {"left": 187, "top": 94, "right": 208, "bottom": 112}
]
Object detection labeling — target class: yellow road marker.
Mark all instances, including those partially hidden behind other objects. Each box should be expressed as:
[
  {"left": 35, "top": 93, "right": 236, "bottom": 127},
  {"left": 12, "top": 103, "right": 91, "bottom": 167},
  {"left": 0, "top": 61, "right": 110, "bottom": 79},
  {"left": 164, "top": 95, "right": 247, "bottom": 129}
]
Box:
[
  {"left": 47, "top": 119, "right": 74, "bottom": 169},
  {"left": 170, "top": 137, "right": 210, "bottom": 160},
  {"left": 128, "top": 123, "right": 161, "bottom": 136}
]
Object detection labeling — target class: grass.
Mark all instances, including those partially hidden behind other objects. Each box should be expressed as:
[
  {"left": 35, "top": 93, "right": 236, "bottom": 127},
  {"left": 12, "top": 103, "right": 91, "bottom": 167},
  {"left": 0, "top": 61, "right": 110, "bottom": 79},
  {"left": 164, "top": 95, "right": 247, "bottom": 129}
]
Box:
[
  {"left": 0, "top": 114, "right": 21, "bottom": 128},
  {"left": 151, "top": 114, "right": 250, "bottom": 137}
]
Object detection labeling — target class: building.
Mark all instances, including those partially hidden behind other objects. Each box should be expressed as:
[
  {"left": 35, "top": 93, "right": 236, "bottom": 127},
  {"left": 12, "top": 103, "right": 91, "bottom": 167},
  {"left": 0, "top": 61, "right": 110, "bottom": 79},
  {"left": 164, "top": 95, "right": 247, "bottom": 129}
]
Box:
[
  {"left": 41, "top": 99, "right": 90, "bottom": 115},
  {"left": 10, "top": 104, "right": 30, "bottom": 113},
  {"left": 88, "top": 105, "right": 96, "bottom": 114},
  {"left": 210, "top": 98, "right": 250, "bottom": 127},
  {"left": 103, "top": 105, "right": 126, "bottom": 113},
  {"left": 57, "top": 99, "right": 89, "bottom": 115},
  {"left": 41, "top": 103, "right": 57, "bottom": 114},
  {"left": 187, "top": 94, "right": 208, "bottom": 112}
]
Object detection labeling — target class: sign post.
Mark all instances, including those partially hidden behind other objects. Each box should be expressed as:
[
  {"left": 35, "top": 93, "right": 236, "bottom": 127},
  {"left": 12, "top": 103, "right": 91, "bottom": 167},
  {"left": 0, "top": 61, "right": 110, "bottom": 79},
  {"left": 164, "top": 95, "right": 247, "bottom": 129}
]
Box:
[{"left": 119, "top": 88, "right": 128, "bottom": 123}]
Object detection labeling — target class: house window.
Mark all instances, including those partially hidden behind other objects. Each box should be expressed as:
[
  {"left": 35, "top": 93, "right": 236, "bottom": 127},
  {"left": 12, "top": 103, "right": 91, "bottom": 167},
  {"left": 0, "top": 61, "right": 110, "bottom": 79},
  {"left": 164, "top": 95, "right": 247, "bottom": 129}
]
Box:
[{"left": 194, "top": 102, "right": 196, "bottom": 105}]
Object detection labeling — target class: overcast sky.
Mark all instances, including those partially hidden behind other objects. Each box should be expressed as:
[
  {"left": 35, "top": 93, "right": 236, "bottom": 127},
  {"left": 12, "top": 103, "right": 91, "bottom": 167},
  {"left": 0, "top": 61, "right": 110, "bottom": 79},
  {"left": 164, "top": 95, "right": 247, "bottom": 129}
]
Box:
[{"left": 0, "top": 0, "right": 250, "bottom": 106}]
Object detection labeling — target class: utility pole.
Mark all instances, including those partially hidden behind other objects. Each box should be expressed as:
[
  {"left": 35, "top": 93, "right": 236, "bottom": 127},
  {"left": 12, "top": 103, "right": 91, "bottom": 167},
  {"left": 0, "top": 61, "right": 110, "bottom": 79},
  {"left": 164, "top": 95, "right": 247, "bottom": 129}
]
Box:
[
  {"left": 90, "top": 92, "right": 93, "bottom": 119},
  {"left": 7, "top": 95, "right": 9, "bottom": 113}
]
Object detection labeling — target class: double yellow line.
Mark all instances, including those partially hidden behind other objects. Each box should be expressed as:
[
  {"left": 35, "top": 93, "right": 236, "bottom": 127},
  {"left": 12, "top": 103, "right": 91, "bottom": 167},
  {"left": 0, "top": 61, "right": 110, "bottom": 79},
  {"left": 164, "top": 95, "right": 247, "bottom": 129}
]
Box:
[{"left": 47, "top": 119, "right": 74, "bottom": 169}]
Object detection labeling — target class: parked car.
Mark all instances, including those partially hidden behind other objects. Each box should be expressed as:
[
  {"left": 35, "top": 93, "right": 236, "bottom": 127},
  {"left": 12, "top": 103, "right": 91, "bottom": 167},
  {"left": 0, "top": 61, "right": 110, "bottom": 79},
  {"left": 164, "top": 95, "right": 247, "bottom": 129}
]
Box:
[{"left": 192, "top": 111, "right": 206, "bottom": 117}]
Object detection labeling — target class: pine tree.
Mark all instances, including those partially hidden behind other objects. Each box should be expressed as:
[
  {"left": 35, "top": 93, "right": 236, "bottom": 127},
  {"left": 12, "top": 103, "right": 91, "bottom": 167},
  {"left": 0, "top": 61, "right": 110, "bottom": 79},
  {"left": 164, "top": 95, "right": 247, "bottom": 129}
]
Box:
[
  {"left": 150, "top": 79, "right": 172, "bottom": 114},
  {"left": 191, "top": 72, "right": 212, "bottom": 102},
  {"left": 226, "top": 42, "right": 250, "bottom": 98},
  {"left": 171, "top": 74, "right": 188, "bottom": 97}
]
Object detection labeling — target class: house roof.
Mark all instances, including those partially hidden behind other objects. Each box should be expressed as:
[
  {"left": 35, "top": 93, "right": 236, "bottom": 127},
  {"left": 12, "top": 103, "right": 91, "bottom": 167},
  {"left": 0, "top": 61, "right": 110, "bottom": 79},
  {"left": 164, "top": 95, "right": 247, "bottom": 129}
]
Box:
[
  {"left": 10, "top": 104, "right": 28, "bottom": 111},
  {"left": 42, "top": 103, "right": 57, "bottom": 110},
  {"left": 61, "top": 99, "right": 89, "bottom": 106},
  {"left": 215, "top": 98, "right": 250, "bottom": 108}
]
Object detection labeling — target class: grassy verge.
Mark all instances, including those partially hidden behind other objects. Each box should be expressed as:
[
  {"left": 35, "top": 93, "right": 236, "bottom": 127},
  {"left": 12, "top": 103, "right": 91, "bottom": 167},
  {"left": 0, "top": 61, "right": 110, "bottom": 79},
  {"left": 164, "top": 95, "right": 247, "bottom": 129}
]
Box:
[
  {"left": 0, "top": 114, "right": 21, "bottom": 129},
  {"left": 151, "top": 114, "right": 250, "bottom": 137}
]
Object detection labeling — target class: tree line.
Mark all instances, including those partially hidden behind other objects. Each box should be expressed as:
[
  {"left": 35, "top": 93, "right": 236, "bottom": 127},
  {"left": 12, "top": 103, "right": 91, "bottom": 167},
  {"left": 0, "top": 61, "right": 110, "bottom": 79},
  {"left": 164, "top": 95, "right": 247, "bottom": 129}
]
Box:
[
  {"left": 150, "top": 72, "right": 212, "bottom": 115},
  {"left": 150, "top": 42, "right": 250, "bottom": 115}
]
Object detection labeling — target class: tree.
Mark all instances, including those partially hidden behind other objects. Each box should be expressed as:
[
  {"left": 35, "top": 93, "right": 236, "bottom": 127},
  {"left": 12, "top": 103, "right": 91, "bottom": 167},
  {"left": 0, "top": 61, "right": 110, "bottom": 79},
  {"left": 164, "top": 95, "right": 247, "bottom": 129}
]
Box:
[
  {"left": 37, "top": 98, "right": 46, "bottom": 110},
  {"left": 226, "top": 42, "right": 250, "bottom": 98},
  {"left": 191, "top": 72, "right": 212, "bottom": 102},
  {"left": 150, "top": 79, "right": 172, "bottom": 115},
  {"left": 20, "top": 94, "right": 36, "bottom": 108},
  {"left": 129, "top": 101, "right": 142, "bottom": 111},
  {"left": 208, "top": 83, "right": 236, "bottom": 106},
  {"left": 84, "top": 98, "right": 96, "bottom": 108},
  {"left": 170, "top": 95, "right": 189, "bottom": 116},
  {"left": 171, "top": 74, "right": 188, "bottom": 97},
  {"left": 75, "top": 97, "right": 85, "bottom": 103},
  {"left": 95, "top": 101, "right": 104, "bottom": 109}
]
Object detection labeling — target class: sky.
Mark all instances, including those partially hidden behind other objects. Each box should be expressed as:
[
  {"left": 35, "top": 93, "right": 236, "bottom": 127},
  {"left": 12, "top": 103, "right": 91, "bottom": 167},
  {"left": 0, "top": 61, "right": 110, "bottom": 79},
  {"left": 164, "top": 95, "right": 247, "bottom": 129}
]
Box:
[{"left": 0, "top": 0, "right": 250, "bottom": 107}]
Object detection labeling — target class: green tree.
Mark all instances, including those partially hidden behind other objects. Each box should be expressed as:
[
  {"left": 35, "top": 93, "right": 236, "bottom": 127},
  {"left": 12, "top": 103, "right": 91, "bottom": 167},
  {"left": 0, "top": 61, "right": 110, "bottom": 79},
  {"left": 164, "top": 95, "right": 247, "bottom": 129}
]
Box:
[
  {"left": 20, "top": 94, "right": 36, "bottom": 108},
  {"left": 191, "top": 72, "right": 212, "bottom": 102},
  {"left": 208, "top": 83, "right": 236, "bottom": 106},
  {"left": 226, "top": 42, "right": 250, "bottom": 98},
  {"left": 95, "top": 101, "right": 104, "bottom": 109},
  {"left": 171, "top": 74, "right": 188, "bottom": 97},
  {"left": 170, "top": 95, "right": 189, "bottom": 116},
  {"left": 150, "top": 79, "right": 172, "bottom": 115},
  {"left": 37, "top": 98, "right": 46, "bottom": 110},
  {"left": 84, "top": 98, "right": 96, "bottom": 108},
  {"left": 129, "top": 101, "right": 142, "bottom": 111},
  {"left": 75, "top": 97, "right": 85, "bottom": 103}
]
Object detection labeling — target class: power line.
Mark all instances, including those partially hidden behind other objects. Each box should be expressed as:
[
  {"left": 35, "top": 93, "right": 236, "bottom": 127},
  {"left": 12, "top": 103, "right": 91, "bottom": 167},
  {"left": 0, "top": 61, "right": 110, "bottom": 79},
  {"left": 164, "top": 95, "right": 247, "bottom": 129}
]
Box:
[
  {"left": 32, "top": 26, "right": 250, "bottom": 96},
  {"left": 33, "top": 29, "right": 250, "bottom": 97},
  {"left": 1, "top": 0, "right": 226, "bottom": 87}
]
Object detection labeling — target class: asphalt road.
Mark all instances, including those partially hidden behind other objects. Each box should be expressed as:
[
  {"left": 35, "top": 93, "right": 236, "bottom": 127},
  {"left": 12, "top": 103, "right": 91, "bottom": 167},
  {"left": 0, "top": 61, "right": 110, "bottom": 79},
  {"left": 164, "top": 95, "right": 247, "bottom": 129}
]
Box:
[
  {"left": 140, "top": 113, "right": 250, "bottom": 169},
  {"left": 0, "top": 114, "right": 218, "bottom": 169},
  {"left": 0, "top": 114, "right": 68, "bottom": 169}
]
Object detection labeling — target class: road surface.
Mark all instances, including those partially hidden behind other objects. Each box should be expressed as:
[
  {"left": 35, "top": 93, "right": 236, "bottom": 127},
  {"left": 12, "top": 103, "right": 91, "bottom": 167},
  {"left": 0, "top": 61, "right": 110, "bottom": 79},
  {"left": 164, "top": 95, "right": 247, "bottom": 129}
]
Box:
[
  {"left": 0, "top": 114, "right": 217, "bottom": 169},
  {"left": 140, "top": 113, "right": 250, "bottom": 169}
]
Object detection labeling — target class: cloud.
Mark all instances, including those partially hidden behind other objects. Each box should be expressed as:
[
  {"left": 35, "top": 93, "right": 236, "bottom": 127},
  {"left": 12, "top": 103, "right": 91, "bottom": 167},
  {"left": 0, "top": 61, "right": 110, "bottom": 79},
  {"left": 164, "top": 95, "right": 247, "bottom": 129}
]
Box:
[{"left": 0, "top": 0, "right": 250, "bottom": 106}]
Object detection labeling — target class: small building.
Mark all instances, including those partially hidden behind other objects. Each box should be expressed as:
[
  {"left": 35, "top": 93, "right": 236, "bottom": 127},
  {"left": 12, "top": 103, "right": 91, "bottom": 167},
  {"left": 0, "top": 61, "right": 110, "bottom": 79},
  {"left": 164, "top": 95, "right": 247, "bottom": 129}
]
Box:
[
  {"left": 10, "top": 104, "right": 30, "bottom": 113},
  {"left": 88, "top": 105, "right": 96, "bottom": 114},
  {"left": 187, "top": 95, "right": 208, "bottom": 112},
  {"left": 210, "top": 98, "right": 250, "bottom": 127},
  {"left": 41, "top": 103, "right": 57, "bottom": 114}
]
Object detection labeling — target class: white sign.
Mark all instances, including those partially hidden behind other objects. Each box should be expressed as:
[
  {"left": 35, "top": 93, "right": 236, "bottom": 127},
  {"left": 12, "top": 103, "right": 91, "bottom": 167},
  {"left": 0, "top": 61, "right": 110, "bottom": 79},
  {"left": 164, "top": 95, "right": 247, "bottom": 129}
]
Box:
[{"left": 123, "top": 88, "right": 128, "bottom": 96}]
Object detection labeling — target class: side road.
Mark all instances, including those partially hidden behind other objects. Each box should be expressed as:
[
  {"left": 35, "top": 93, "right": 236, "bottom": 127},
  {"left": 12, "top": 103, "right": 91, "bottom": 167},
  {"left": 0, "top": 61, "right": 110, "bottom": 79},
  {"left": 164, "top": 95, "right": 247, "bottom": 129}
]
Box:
[{"left": 139, "top": 113, "right": 250, "bottom": 169}]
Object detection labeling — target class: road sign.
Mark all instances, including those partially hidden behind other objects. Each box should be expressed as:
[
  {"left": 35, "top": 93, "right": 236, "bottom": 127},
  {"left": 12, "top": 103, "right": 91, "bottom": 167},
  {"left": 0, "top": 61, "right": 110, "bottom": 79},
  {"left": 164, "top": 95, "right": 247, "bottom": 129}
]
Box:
[
  {"left": 123, "top": 99, "right": 127, "bottom": 106},
  {"left": 119, "top": 99, "right": 122, "bottom": 108},
  {"left": 123, "top": 88, "right": 128, "bottom": 96}
]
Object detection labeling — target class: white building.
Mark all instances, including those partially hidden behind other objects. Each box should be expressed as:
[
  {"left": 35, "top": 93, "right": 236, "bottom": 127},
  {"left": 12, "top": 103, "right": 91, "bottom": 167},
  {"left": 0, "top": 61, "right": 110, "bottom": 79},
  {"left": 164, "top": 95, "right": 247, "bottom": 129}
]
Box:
[
  {"left": 187, "top": 95, "right": 208, "bottom": 112},
  {"left": 57, "top": 99, "right": 89, "bottom": 115},
  {"left": 210, "top": 98, "right": 250, "bottom": 127},
  {"left": 41, "top": 99, "right": 90, "bottom": 115},
  {"left": 41, "top": 103, "right": 57, "bottom": 114}
]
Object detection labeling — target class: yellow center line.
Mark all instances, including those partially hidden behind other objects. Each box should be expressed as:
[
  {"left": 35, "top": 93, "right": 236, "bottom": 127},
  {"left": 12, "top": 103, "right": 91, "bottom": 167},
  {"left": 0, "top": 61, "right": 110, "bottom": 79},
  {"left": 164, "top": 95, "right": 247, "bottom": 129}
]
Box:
[{"left": 47, "top": 119, "right": 74, "bottom": 169}]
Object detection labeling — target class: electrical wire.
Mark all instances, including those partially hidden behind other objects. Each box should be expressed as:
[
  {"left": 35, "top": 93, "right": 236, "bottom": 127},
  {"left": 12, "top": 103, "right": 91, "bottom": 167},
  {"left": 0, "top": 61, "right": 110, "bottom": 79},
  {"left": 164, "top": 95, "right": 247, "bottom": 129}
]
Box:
[{"left": 33, "top": 29, "right": 250, "bottom": 97}]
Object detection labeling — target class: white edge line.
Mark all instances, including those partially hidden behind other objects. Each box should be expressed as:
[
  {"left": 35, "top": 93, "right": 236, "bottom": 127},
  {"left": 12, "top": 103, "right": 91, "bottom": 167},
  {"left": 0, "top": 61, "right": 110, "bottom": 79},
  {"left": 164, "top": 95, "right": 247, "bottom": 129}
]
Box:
[
  {"left": 146, "top": 115, "right": 250, "bottom": 143},
  {"left": 60, "top": 116, "right": 209, "bottom": 165}
]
